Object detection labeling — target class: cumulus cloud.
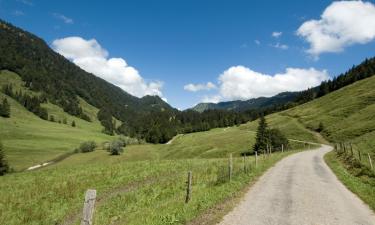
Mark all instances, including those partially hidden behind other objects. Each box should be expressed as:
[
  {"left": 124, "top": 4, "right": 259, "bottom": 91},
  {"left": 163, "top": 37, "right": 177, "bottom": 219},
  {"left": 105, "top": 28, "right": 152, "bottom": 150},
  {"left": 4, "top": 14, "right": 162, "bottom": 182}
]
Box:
[
  {"left": 52, "top": 37, "right": 164, "bottom": 98},
  {"left": 52, "top": 13, "right": 74, "bottom": 24},
  {"left": 272, "top": 31, "right": 282, "bottom": 38},
  {"left": 184, "top": 82, "right": 217, "bottom": 92},
  {"left": 200, "top": 66, "right": 328, "bottom": 103},
  {"left": 297, "top": 1, "right": 375, "bottom": 57}
]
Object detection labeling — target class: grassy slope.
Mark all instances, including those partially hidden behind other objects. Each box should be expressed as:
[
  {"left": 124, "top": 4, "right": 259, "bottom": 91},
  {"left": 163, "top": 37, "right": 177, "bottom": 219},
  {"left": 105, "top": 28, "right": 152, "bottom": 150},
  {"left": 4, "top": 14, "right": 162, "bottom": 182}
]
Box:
[
  {"left": 286, "top": 76, "right": 375, "bottom": 157},
  {"left": 0, "top": 70, "right": 115, "bottom": 170}
]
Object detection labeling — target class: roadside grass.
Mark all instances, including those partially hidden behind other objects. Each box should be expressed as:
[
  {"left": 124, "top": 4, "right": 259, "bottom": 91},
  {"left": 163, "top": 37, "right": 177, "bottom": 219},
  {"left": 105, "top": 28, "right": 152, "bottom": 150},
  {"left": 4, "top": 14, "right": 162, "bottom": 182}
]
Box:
[{"left": 324, "top": 151, "right": 375, "bottom": 211}]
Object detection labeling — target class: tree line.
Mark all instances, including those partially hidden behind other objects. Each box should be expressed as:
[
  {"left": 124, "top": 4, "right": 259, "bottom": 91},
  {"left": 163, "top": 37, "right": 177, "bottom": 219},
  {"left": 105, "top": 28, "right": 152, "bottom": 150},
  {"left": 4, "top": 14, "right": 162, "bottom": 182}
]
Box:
[{"left": 2, "top": 84, "right": 48, "bottom": 120}]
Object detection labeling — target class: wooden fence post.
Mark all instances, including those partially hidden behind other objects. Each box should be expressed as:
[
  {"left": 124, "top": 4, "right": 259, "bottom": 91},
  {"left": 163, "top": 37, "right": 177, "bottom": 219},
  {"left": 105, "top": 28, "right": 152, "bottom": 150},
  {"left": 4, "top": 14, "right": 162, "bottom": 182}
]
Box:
[
  {"left": 243, "top": 155, "right": 246, "bottom": 173},
  {"left": 281, "top": 144, "right": 284, "bottom": 153},
  {"left": 228, "top": 154, "right": 233, "bottom": 181},
  {"left": 81, "top": 189, "right": 96, "bottom": 225},
  {"left": 368, "top": 153, "right": 374, "bottom": 170},
  {"left": 185, "top": 171, "right": 192, "bottom": 203},
  {"left": 358, "top": 149, "right": 362, "bottom": 162},
  {"left": 350, "top": 143, "right": 354, "bottom": 156},
  {"left": 255, "top": 151, "right": 258, "bottom": 169}
]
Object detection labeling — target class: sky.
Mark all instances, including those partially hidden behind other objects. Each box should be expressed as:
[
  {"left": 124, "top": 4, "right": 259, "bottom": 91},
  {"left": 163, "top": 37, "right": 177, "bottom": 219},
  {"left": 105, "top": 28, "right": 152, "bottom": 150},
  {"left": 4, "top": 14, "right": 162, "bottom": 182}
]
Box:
[{"left": 1, "top": 0, "right": 375, "bottom": 109}]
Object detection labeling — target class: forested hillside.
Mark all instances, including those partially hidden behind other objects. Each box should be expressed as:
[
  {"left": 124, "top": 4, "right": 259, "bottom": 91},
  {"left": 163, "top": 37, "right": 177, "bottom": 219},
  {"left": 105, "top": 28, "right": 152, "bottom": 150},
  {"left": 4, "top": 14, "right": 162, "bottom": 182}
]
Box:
[{"left": 192, "top": 92, "right": 298, "bottom": 112}]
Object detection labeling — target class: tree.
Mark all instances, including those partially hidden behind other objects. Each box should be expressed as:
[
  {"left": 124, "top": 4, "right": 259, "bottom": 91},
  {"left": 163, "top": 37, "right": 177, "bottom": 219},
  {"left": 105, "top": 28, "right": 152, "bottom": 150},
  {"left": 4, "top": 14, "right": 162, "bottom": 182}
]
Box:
[
  {"left": 63, "top": 118, "right": 67, "bottom": 124},
  {"left": 253, "top": 115, "right": 268, "bottom": 154},
  {"left": 49, "top": 115, "right": 55, "bottom": 122},
  {"left": 0, "top": 141, "right": 9, "bottom": 176},
  {"left": 71, "top": 120, "right": 76, "bottom": 127},
  {"left": 0, "top": 98, "right": 10, "bottom": 118},
  {"left": 268, "top": 128, "right": 289, "bottom": 151}
]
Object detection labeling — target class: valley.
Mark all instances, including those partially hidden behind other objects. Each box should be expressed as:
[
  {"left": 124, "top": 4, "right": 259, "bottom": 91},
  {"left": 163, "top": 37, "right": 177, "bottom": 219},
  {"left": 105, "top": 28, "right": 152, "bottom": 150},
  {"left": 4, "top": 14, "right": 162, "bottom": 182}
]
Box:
[{"left": 1, "top": 2, "right": 375, "bottom": 224}]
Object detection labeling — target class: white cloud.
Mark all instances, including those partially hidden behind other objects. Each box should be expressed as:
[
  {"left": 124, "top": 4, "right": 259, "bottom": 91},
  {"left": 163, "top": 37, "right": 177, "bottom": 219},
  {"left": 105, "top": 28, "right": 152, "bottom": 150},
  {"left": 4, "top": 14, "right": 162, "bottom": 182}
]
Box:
[
  {"left": 297, "top": 1, "right": 375, "bottom": 57},
  {"left": 184, "top": 82, "right": 217, "bottom": 92},
  {"left": 200, "top": 66, "right": 328, "bottom": 102},
  {"left": 52, "top": 36, "right": 164, "bottom": 98},
  {"left": 52, "top": 13, "right": 74, "bottom": 24},
  {"left": 272, "top": 31, "right": 282, "bottom": 38},
  {"left": 254, "top": 40, "right": 261, "bottom": 45},
  {"left": 270, "top": 42, "right": 289, "bottom": 50}
]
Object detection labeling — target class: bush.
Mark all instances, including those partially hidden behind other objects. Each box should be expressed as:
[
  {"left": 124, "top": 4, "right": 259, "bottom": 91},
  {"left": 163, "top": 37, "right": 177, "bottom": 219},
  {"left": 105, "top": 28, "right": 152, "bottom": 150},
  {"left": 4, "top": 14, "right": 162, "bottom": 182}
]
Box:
[
  {"left": 79, "top": 141, "right": 97, "bottom": 153},
  {"left": 108, "top": 139, "right": 126, "bottom": 155},
  {"left": 316, "top": 122, "right": 325, "bottom": 132}
]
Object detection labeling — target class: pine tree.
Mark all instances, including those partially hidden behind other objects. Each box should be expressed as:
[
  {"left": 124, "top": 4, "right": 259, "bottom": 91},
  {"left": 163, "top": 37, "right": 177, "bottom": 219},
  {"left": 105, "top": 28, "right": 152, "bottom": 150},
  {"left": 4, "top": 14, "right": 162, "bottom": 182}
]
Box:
[
  {"left": 0, "top": 141, "right": 9, "bottom": 176},
  {"left": 253, "top": 115, "right": 268, "bottom": 154},
  {"left": 0, "top": 98, "right": 10, "bottom": 117}
]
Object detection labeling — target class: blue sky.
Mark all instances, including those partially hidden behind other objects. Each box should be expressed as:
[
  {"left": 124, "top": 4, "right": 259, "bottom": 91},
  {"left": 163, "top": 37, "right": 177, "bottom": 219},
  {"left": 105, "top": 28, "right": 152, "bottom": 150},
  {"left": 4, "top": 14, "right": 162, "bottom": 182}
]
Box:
[{"left": 1, "top": 0, "right": 375, "bottom": 109}]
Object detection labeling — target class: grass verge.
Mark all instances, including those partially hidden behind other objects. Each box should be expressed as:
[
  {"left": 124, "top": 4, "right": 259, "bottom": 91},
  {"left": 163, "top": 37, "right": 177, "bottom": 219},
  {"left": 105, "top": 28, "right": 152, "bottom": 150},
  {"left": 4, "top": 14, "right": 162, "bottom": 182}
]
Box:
[{"left": 324, "top": 151, "right": 375, "bottom": 211}]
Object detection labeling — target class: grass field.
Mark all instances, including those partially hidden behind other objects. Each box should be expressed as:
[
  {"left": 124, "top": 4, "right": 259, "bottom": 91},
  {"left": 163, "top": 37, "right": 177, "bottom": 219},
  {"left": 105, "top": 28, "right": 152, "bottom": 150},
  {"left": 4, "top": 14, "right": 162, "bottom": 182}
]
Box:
[{"left": 0, "top": 148, "right": 306, "bottom": 225}]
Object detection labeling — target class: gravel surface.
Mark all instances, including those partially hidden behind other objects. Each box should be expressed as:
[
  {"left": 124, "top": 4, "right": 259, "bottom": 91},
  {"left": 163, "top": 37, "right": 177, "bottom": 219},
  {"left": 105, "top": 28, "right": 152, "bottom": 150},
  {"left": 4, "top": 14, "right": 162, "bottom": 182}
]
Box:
[{"left": 218, "top": 145, "right": 375, "bottom": 225}]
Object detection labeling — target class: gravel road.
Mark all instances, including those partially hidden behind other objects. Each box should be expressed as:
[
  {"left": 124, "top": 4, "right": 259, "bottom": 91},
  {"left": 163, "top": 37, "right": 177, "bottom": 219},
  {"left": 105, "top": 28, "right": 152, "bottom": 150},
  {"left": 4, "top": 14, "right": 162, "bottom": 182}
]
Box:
[{"left": 218, "top": 145, "right": 375, "bottom": 225}]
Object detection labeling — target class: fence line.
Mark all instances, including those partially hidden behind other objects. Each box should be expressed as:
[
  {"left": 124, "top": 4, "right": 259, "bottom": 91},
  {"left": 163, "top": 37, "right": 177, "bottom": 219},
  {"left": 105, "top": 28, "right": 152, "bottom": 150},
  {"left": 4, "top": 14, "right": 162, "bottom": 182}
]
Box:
[{"left": 76, "top": 141, "right": 315, "bottom": 224}]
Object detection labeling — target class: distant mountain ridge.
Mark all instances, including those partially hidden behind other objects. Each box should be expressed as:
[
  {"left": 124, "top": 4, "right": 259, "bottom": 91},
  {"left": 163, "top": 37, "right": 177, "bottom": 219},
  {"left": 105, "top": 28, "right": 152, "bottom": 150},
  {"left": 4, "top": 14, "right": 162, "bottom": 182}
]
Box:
[{"left": 192, "top": 92, "right": 299, "bottom": 112}]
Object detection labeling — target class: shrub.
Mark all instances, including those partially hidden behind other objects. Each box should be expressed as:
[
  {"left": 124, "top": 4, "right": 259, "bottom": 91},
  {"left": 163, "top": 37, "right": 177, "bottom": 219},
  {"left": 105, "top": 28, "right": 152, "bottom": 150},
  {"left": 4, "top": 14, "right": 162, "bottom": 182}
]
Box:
[
  {"left": 0, "top": 141, "right": 9, "bottom": 176},
  {"left": 316, "top": 122, "right": 325, "bottom": 132},
  {"left": 108, "top": 139, "right": 126, "bottom": 155},
  {"left": 79, "top": 141, "right": 97, "bottom": 153}
]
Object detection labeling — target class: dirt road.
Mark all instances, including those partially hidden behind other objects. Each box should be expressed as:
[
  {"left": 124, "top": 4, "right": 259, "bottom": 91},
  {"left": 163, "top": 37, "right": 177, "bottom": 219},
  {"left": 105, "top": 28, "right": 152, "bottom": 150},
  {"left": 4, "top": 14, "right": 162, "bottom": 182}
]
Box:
[{"left": 218, "top": 145, "right": 375, "bottom": 225}]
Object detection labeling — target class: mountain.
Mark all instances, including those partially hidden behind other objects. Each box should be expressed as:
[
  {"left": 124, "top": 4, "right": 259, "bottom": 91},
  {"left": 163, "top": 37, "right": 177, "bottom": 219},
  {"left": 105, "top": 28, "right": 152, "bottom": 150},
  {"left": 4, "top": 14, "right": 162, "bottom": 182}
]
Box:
[{"left": 192, "top": 92, "right": 299, "bottom": 112}]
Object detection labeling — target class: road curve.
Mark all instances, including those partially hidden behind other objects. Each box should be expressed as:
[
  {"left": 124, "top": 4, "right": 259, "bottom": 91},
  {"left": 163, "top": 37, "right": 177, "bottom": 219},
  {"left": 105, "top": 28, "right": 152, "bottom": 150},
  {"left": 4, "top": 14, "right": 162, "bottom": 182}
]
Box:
[{"left": 218, "top": 145, "right": 375, "bottom": 225}]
